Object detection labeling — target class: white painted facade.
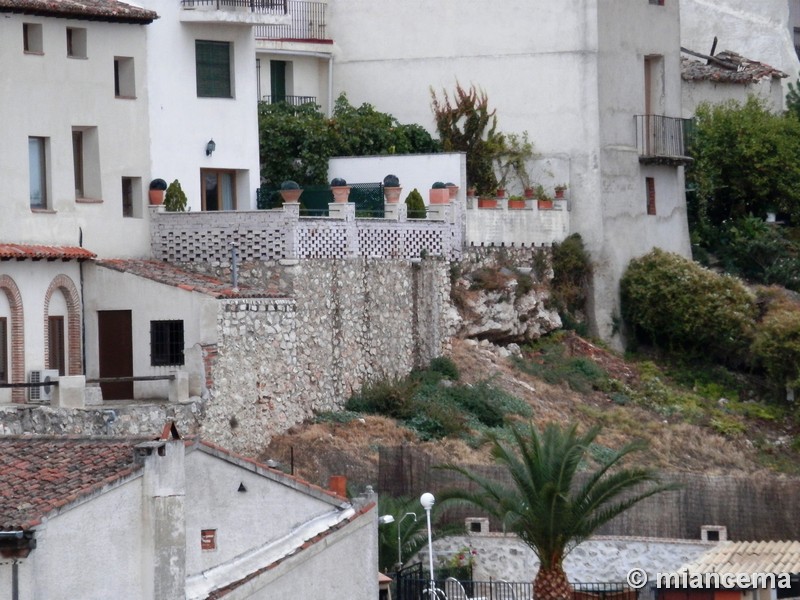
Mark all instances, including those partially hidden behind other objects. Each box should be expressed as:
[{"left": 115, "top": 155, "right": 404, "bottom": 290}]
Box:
[
  {"left": 136, "top": 1, "right": 278, "bottom": 212},
  {"left": 680, "top": 0, "right": 800, "bottom": 99},
  {"left": 327, "top": 0, "right": 691, "bottom": 342},
  {"left": 681, "top": 73, "right": 786, "bottom": 117},
  {"left": 0, "top": 13, "right": 152, "bottom": 257},
  {"left": 0, "top": 439, "right": 377, "bottom": 600}
]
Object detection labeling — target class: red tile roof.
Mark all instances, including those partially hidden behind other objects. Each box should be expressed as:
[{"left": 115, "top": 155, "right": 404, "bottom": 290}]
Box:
[
  {"left": 0, "top": 0, "right": 157, "bottom": 23},
  {"left": 0, "top": 244, "right": 96, "bottom": 261},
  {"left": 0, "top": 436, "right": 148, "bottom": 531},
  {"left": 97, "top": 259, "right": 283, "bottom": 299},
  {"left": 682, "top": 50, "right": 787, "bottom": 84}
]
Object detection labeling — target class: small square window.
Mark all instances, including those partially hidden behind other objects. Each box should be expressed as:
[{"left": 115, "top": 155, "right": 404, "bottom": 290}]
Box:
[
  {"left": 201, "top": 529, "right": 217, "bottom": 551},
  {"left": 150, "top": 320, "right": 185, "bottom": 366},
  {"left": 646, "top": 177, "right": 656, "bottom": 215},
  {"left": 649, "top": 0, "right": 665, "bottom": 5},
  {"left": 23, "top": 23, "right": 43, "bottom": 54},
  {"left": 114, "top": 57, "right": 136, "bottom": 98},
  {"left": 66, "top": 27, "right": 87, "bottom": 59}
]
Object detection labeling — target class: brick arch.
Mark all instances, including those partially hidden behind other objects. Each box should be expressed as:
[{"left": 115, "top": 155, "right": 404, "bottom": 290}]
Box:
[
  {"left": 43, "top": 274, "right": 82, "bottom": 376},
  {"left": 0, "top": 275, "right": 25, "bottom": 403}
]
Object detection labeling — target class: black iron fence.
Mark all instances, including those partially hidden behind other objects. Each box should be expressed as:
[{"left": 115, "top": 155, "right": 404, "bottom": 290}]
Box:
[
  {"left": 181, "top": 0, "right": 288, "bottom": 12},
  {"left": 634, "top": 115, "right": 691, "bottom": 160},
  {"left": 253, "top": 0, "right": 327, "bottom": 39},
  {"left": 257, "top": 182, "right": 384, "bottom": 217},
  {"left": 394, "top": 572, "right": 636, "bottom": 600},
  {"left": 261, "top": 94, "right": 318, "bottom": 106}
]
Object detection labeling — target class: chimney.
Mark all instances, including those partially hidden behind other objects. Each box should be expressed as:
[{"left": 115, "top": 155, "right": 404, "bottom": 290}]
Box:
[
  {"left": 700, "top": 525, "right": 727, "bottom": 542},
  {"left": 328, "top": 475, "right": 347, "bottom": 498},
  {"left": 136, "top": 422, "right": 186, "bottom": 599}
]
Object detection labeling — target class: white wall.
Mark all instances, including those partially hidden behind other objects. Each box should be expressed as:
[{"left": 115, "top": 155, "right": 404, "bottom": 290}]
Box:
[
  {"left": 139, "top": 1, "right": 261, "bottom": 211},
  {"left": 83, "top": 263, "right": 218, "bottom": 399},
  {"left": 184, "top": 450, "right": 336, "bottom": 575},
  {"left": 328, "top": 152, "right": 466, "bottom": 205},
  {"left": 682, "top": 78, "right": 786, "bottom": 117},
  {"left": 0, "top": 14, "right": 151, "bottom": 257},
  {"left": 16, "top": 479, "right": 145, "bottom": 600},
  {"left": 680, "top": 0, "right": 800, "bottom": 100}
]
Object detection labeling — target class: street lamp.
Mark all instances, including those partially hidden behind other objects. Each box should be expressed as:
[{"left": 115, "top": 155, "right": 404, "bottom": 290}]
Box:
[
  {"left": 420, "top": 492, "right": 437, "bottom": 597},
  {"left": 396, "top": 512, "right": 418, "bottom": 569}
]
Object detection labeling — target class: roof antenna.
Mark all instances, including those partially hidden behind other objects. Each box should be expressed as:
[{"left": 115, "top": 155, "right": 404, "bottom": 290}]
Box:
[{"left": 707, "top": 36, "right": 718, "bottom": 63}]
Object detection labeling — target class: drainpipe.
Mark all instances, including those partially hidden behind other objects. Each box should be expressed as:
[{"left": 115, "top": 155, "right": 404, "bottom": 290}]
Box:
[{"left": 79, "top": 227, "right": 87, "bottom": 376}]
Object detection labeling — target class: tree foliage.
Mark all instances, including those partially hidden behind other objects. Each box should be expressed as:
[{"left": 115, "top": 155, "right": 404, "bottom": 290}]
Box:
[
  {"left": 550, "top": 234, "right": 592, "bottom": 331},
  {"left": 439, "top": 422, "right": 674, "bottom": 599},
  {"left": 431, "top": 83, "right": 503, "bottom": 195},
  {"left": 405, "top": 188, "right": 427, "bottom": 219},
  {"left": 687, "top": 97, "right": 800, "bottom": 226},
  {"left": 751, "top": 291, "right": 800, "bottom": 398},
  {"left": 620, "top": 249, "right": 758, "bottom": 365},
  {"left": 258, "top": 94, "right": 439, "bottom": 187}
]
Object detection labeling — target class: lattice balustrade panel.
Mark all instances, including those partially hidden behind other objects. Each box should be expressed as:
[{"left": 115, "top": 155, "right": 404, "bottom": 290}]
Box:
[
  {"left": 297, "top": 224, "right": 349, "bottom": 259},
  {"left": 233, "top": 228, "right": 287, "bottom": 261},
  {"left": 358, "top": 227, "right": 404, "bottom": 258},
  {"left": 403, "top": 228, "right": 446, "bottom": 258}
]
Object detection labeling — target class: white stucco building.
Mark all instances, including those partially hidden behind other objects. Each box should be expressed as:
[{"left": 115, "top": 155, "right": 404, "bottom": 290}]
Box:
[
  {"left": 0, "top": 424, "right": 378, "bottom": 600},
  {"left": 324, "top": 0, "right": 693, "bottom": 343}
]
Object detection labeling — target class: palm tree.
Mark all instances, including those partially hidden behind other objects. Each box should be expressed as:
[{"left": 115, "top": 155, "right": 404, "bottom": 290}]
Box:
[{"left": 439, "top": 422, "right": 677, "bottom": 600}]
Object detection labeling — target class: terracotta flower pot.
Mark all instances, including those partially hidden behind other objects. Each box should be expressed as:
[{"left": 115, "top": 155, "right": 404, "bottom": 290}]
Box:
[
  {"left": 508, "top": 199, "right": 526, "bottom": 209},
  {"left": 478, "top": 197, "right": 498, "bottom": 209},
  {"left": 384, "top": 186, "right": 402, "bottom": 203},
  {"left": 331, "top": 185, "right": 351, "bottom": 203},
  {"left": 446, "top": 184, "right": 459, "bottom": 200},
  {"left": 555, "top": 188, "right": 566, "bottom": 199},
  {"left": 429, "top": 188, "right": 450, "bottom": 205},
  {"left": 280, "top": 189, "right": 302, "bottom": 203},
  {"left": 149, "top": 190, "right": 164, "bottom": 206},
  {"left": 538, "top": 199, "right": 554, "bottom": 209}
]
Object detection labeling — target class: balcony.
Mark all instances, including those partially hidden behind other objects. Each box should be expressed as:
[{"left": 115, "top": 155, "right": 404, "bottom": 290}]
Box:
[
  {"left": 254, "top": 1, "right": 329, "bottom": 41},
  {"left": 261, "top": 94, "right": 318, "bottom": 106},
  {"left": 180, "top": 0, "right": 291, "bottom": 26},
  {"left": 634, "top": 115, "right": 693, "bottom": 166}
]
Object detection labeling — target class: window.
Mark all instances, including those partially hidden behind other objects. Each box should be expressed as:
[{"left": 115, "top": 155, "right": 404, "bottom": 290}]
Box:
[
  {"left": 150, "top": 320, "right": 185, "bottom": 366},
  {"left": 270, "top": 60, "right": 287, "bottom": 102},
  {"left": 646, "top": 177, "right": 656, "bottom": 215},
  {"left": 201, "top": 169, "right": 237, "bottom": 211},
  {"left": 114, "top": 57, "right": 136, "bottom": 98},
  {"left": 48, "top": 316, "right": 65, "bottom": 376},
  {"left": 196, "top": 40, "right": 232, "bottom": 98},
  {"left": 29, "top": 137, "right": 48, "bottom": 209},
  {"left": 71, "top": 127, "right": 101, "bottom": 200},
  {"left": 649, "top": 0, "right": 665, "bottom": 5},
  {"left": 0, "top": 318, "right": 7, "bottom": 383},
  {"left": 66, "top": 27, "right": 87, "bottom": 58},
  {"left": 23, "top": 23, "right": 43, "bottom": 53},
  {"left": 121, "top": 177, "right": 142, "bottom": 218}
]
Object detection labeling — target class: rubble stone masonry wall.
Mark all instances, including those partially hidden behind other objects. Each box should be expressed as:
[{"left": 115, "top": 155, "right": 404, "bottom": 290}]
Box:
[{"left": 198, "top": 257, "right": 456, "bottom": 455}]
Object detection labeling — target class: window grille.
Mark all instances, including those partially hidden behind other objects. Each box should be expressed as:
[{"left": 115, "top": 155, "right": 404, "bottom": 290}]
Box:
[{"left": 150, "top": 320, "right": 185, "bottom": 366}]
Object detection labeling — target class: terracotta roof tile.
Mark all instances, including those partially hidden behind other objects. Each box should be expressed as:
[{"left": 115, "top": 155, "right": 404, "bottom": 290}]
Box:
[
  {"left": 0, "top": 244, "right": 96, "bottom": 261},
  {"left": 96, "top": 259, "right": 283, "bottom": 299},
  {"left": 0, "top": 436, "right": 148, "bottom": 531},
  {"left": 0, "top": 0, "right": 157, "bottom": 23},
  {"left": 682, "top": 50, "right": 787, "bottom": 84},
  {"left": 683, "top": 540, "right": 800, "bottom": 575}
]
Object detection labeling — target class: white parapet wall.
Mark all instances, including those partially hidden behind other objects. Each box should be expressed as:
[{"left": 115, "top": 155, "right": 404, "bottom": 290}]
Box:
[{"left": 465, "top": 198, "right": 571, "bottom": 247}]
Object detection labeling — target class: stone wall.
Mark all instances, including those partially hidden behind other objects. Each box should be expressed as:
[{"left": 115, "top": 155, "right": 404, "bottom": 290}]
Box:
[
  {"left": 0, "top": 402, "right": 203, "bottom": 437},
  {"left": 198, "top": 257, "right": 457, "bottom": 455}
]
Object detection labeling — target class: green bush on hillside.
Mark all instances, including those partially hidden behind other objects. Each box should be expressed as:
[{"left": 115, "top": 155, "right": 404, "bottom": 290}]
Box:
[
  {"left": 620, "top": 249, "right": 757, "bottom": 365},
  {"left": 751, "top": 293, "right": 800, "bottom": 399}
]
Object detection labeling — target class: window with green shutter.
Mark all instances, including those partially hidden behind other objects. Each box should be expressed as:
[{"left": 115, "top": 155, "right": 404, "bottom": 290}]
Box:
[{"left": 196, "top": 40, "right": 232, "bottom": 98}]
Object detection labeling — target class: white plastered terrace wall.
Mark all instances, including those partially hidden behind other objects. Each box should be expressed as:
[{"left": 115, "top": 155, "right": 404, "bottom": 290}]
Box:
[
  {"left": 83, "top": 263, "right": 218, "bottom": 399},
  {"left": 682, "top": 78, "right": 786, "bottom": 117},
  {"left": 0, "top": 14, "right": 151, "bottom": 258},
  {"left": 0, "top": 262, "right": 82, "bottom": 404},
  {"left": 680, "top": 0, "right": 800, "bottom": 102},
  {"left": 328, "top": 152, "right": 466, "bottom": 204},
  {"left": 138, "top": 0, "right": 261, "bottom": 211},
  {"left": 588, "top": 0, "right": 691, "bottom": 343}
]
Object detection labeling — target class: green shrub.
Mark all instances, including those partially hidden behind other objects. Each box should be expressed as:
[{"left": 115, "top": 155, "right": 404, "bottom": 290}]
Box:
[
  {"left": 551, "top": 234, "right": 591, "bottom": 326},
  {"left": 620, "top": 249, "right": 757, "bottom": 365},
  {"left": 406, "top": 188, "right": 427, "bottom": 219},
  {"left": 164, "top": 179, "right": 188, "bottom": 212},
  {"left": 345, "top": 377, "right": 418, "bottom": 419},
  {"left": 751, "top": 297, "right": 800, "bottom": 397},
  {"left": 428, "top": 357, "right": 460, "bottom": 380},
  {"left": 514, "top": 337, "right": 610, "bottom": 393}
]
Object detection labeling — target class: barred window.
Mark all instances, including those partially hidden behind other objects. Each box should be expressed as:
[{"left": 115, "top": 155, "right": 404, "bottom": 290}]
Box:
[
  {"left": 196, "top": 40, "right": 232, "bottom": 98},
  {"left": 150, "top": 320, "right": 184, "bottom": 366}
]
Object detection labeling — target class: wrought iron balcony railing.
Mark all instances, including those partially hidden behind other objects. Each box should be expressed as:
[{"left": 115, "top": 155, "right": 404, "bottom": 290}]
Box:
[
  {"left": 261, "top": 94, "right": 317, "bottom": 106},
  {"left": 254, "top": 1, "right": 328, "bottom": 40},
  {"left": 181, "top": 0, "right": 287, "bottom": 13},
  {"left": 634, "top": 114, "right": 693, "bottom": 166}
]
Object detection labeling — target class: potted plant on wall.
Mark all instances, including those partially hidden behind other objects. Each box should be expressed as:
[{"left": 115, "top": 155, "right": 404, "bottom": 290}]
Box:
[
  {"left": 164, "top": 179, "right": 187, "bottom": 212},
  {"left": 535, "top": 184, "right": 554, "bottom": 209},
  {"left": 508, "top": 194, "right": 526, "bottom": 209},
  {"left": 280, "top": 180, "right": 303, "bottom": 203},
  {"left": 430, "top": 181, "right": 450, "bottom": 204},
  {"left": 445, "top": 182, "right": 459, "bottom": 201},
  {"left": 554, "top": 184, "right": 568, "bottom": 199},
  {"left": 383, "top": 174, "right": 402, "bottom": 203},
  {"left": 330, "top": 177, "right": 351, "bottom": 203},
  {"left": 149, "top": 178, "right": 167, "bottom": 206}
]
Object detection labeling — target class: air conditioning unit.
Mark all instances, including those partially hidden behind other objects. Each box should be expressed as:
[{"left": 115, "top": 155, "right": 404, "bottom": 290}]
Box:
[{"left": 29, "top": 369, "right": 60, "bottom": 403}]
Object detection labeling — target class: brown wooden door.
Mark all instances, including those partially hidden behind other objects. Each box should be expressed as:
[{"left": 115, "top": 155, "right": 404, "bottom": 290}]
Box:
[{"left": 98, "top": 310, "right": 133, "bottom": 400}]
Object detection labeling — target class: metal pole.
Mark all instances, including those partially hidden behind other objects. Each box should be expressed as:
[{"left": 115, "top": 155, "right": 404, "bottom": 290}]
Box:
[{"left": 420, "top": 493, "right": 436, "bottom": 597}]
